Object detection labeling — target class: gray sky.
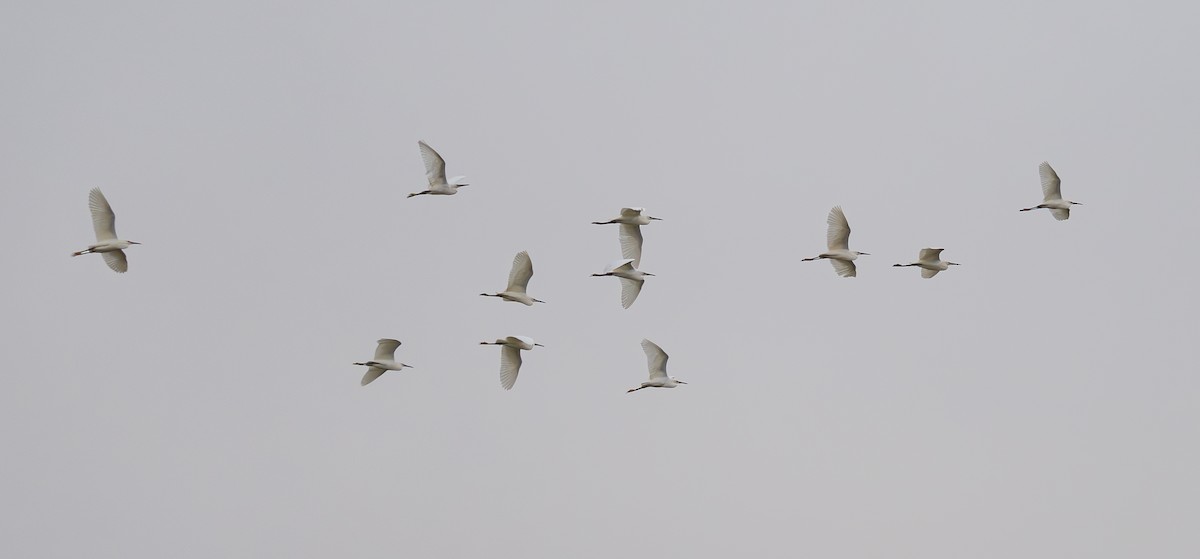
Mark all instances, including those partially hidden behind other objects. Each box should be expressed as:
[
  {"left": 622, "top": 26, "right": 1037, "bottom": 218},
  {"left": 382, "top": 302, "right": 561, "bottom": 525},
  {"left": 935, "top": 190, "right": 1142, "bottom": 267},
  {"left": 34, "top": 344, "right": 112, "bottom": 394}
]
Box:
[{"left": 3, "top": 1, "right": 1199, "bottom": 557}]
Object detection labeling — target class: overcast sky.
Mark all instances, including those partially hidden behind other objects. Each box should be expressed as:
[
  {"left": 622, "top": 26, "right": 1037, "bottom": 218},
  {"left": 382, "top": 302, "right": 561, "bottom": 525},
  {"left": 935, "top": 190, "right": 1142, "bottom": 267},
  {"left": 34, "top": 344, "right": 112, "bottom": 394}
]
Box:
[{"left": 3, "top": 1, "right": 1199, "bottom": 557}]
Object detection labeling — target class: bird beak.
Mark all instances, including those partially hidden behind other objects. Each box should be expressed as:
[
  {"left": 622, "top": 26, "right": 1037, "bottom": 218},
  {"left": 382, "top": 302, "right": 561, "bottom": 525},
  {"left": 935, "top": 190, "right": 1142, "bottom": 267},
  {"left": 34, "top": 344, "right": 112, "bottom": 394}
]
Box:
[
  {"left": 948, "top": 262, "right": 961, "bottom": 266},
  {"left": 649, "top": 216, "right": 662, "bottom": 221},
  {"left": 129, "top": 241, "right": 142, "bottom": 245},
  {"left": 534, "top": 343, "right": 545, "bottom": 347},
  {"left": 858, "top": 252, "right": 870, "bottom": 256},
  {"left": 403, "top": 364, "right": 414, "bottom": 368},
  {"left": 643, "top": 272, "right": 656, "bottom": 276},
  {"left": 677, "top": 380, "right": 687, "bottom": 384}
]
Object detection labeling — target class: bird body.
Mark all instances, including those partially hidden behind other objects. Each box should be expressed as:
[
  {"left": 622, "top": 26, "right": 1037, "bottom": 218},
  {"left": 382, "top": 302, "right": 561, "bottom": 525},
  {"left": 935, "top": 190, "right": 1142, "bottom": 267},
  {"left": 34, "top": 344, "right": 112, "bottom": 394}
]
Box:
[
  {"left": 1020, "top": 161, "right": 1081, "bottom": 220},
  {"left": 592, "top": 207, "right": 660, "bottom": 267},
  {"left": 801, "top": 206, "right": 867, "bottom": 277},
  {"left": 627, "top": 339, "right": 687, "bottom": 393},
  {"left": 408, "top": 140, "right": 469, "bottom": 198},
  {"left": 591, "top": 258, "right": 654, "bottom": 309},
  {"left": 480, "top": 335, "right": 543, "bottom": 390},
  {"left": 480, "top": 251, "right": 545, "bottom": 305},
  {"left": 893, "top": 248, "right": 960, "bottom": 278},
  {"left": 353, "top": 338, "right": 413, "bottom": 386},
  {"left": 72, "top": 188, "right": 140, "bottom": 273}
]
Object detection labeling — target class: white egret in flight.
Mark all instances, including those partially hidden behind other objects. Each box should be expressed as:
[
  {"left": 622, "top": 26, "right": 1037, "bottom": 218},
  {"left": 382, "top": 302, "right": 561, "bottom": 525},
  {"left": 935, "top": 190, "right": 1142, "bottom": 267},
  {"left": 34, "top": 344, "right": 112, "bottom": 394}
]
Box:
[
  {"left": 480, "top": 335, "right": 543, "bottom": 390},
  {"left": 893, "top": 248, "right": 960, "bottom": 278},
  {"left": 72, "top": 188, "right": 140, "bottom": 273},
  {"left": 627, "top": 339, "right": 687, "bottom": 393},
  {"left": 1020, "top": 161, "right": 1081, "bottom": 220},
  {"left": 591, "top": 258, "right": 654, "bottom": 309},
  {"left": 591, "top": 207, "right": 660, "bottom": 267},
  {"left": 480, "top": 251, "right": 545, "bottom": 305},
  {"left": 353, "top": 338, "right": 413, "bottom": 386},
  {"left": 801, "top": 206, "right": 868, "bottom": 277},
  {"left": 408, "top": 140, "right": 469, "bottom": 198}
]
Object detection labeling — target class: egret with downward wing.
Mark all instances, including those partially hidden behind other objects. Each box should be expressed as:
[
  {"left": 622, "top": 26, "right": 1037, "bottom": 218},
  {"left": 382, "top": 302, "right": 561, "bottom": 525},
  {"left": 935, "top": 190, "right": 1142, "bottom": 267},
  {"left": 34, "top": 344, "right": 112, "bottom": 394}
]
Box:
[
  {"left": 408, "top": 140, "right": 469, "bottom": 198},
  {"left": 353, "top": 339, "right": 413, "bottom": 386},
  {"left": 72, "top": 188, "right": 141, "bottom": 273}
]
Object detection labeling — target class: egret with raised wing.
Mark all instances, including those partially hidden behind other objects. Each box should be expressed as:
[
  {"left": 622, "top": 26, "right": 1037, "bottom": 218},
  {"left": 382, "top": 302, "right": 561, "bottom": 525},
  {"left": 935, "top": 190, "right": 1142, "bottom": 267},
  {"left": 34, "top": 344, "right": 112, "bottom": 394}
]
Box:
[
  {"left": 1020, "top": 161, "right": 1081, "bottom": 220},
  {"left": 591, "top": 258, "right": 654, "bottom": 309},
  {"left": 353, "top": 339, "right": 413, "bottom": 386},
  {"left": 627, "top": 339, "right": 687, "bottom": 393},
  {"left": 408, "top": 140, "right": 468, "bottom": 198},
  {"left": 480, "top": 251, "right": 545, "bottom": 305},
  {"left": 72, "top": 188, "right": 140, "bottom": 273},
  {"left": 801, "top": 206, "right": 868, "bottom": 277},
  {"left": 592, "top": 207, "right": 661, "bottom": 267},
  {"left": 480, "top": 336, "right": 543, "bottom": 390},
  {"left": 893, "top": 248, "right": 960, "bottom": 278}
]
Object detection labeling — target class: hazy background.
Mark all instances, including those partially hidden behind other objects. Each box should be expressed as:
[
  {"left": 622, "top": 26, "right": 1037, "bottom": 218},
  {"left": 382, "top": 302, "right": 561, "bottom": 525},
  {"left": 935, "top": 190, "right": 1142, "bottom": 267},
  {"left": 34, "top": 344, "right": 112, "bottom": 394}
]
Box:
[{"left": 3, "top": 1, "right": 1199, "bottom": 557}]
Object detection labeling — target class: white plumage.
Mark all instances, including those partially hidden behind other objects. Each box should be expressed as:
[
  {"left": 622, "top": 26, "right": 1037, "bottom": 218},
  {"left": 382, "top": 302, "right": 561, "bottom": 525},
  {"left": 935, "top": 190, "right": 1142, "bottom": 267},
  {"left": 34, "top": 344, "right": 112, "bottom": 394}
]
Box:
[
  {"left": 72, "top": 188, "right": 141, "bottom": 273},
  {"left": 1020, "top": 161, "right": 1081, "bottom": 220},
  {"left": 408, "top": 140, "right": 469, "bottom": 198},
  {"left": 592, "top": 207, "right": 661, "bottom": 267},
  {"left": 801, "top": 206, "right": 868, "bottom": 277},
  {"left": 591, "top": 258, "right": 654, "bottom": 309},
  {"left": 480, "top": 335, "right": 543, "bottom": 390},
  {"left": 627, "top": 339, "right": 687, "bottom": 393},
  {"left": 893, "top": 248, "right": 960, "bottom": 278},
  {"left": 353, "top": 338, "right": 413, "bottom": 386},
  {"left": 480, "top": 251, "right": 544, "bottom": 305}
]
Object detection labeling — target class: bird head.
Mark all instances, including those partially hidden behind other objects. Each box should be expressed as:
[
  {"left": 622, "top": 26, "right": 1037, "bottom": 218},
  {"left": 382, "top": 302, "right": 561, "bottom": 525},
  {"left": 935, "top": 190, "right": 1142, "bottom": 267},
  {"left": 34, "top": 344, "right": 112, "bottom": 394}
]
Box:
[{"left": 450, "top": 175, "right": 469, "bottom": 187}]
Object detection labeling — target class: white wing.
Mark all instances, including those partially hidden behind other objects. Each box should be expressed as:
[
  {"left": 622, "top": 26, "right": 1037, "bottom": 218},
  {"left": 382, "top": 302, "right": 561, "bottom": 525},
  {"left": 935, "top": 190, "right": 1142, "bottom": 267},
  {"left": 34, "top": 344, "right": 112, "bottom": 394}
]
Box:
[
  {"left": 374, "top": 339, "right": 401, "bottom": 360},
  {"left": 507, "top": 335, "right": 536, "bottom": 349},
  {"left": 88, "top": 188, "right": 118, "bottom": 241},
  {"left": 361, "top": 367, "right": 386, "bottom": 386},
  {"left": 102, "top": 250, "right": 128, "bottom": 273},
  {"left": 1050, "top": 208, "right": 1070, "bottom": 221},
  {"left": 641, "top": 339, "right": 669, "bottom": 381},
  {"left": 418, "top": 140, "right": 448, "bottom": 187},
  {"left": 619, "top": 224, "right": 643, "bottom": 267},
  {"left": 826, "top": 206, "right": 851, "bottom": 250},
  {"left": 620, "top": 207, "right": 644, "bottom": 218},
  {"left": 506, "top": 251, "right": 533, "bottom": 293},
  {"left": 606, "top": 258, "right": 636, "bottom": 273},
  {"left": 1039, "top": 161, "right": 1062, "bottom": 201},
  {"left": 499, "top": 345, "right": 523, "bottom": 390},
  {"left": 918, "top": 248, "right": 944, "bottom": 262},
  {"left": 921, "top": 268, "right": 940, "bottom": 279},
  {"left": 619, "top": 277, "right": 643, "bottom": 309},
  {"left": 831, "top": 259, "right": 856, "bottom": 278}
]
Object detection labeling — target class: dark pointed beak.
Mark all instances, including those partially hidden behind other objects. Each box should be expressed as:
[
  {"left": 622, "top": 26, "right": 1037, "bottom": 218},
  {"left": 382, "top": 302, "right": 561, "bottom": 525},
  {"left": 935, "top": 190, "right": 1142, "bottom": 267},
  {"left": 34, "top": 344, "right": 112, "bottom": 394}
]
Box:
[
  {"left": 534, "top": 343, "right": 545, "bottom": 347},
  {"left": 129, "top": 241, "right": 141, "bottom": 245},
  {"left": 649, "top": 216, "right": 662, "bottom": 220}
]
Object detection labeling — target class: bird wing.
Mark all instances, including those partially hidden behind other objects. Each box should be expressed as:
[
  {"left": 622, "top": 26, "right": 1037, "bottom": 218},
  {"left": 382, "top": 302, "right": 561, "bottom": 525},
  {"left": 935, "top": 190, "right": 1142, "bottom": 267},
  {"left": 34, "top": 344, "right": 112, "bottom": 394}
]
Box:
[
  {"left": 506, "top": 251, "right": 533, "bottom": 293},
  {"left": 418, "top": 140, "right": 448, "bottom": 187},
  {"left": 507, "top": 335, "right": 536, "bottom": 349},
  {"left": 919, "top": 248, "right": 944, "bottom": 262},
  {"left": 606, "top": 258, "right": 636, "bottom": 273},
  {"left": 1039, "top": 161, "right": 1062, "bottom": 201},
  {"left": 831, "top": 259, "right": 856, "bottom": 278},
  {"left": 88, "top": 188, "right": 118, "bottom": 241},
  {"left": 641, "top": 339, "right": 669, "bottom": 381},
  {"left": 921, "top": 268, "right": 940, "bottom": 279},
  {"left": 620, "top": 207, "right": 644, "bottom": 218},
  {"left": 1050, "top": 208, "right": 1070, "bottom": 221},
  {"left": 619, "top": 277, "right": 643, "bottom": 309},
  {"left": 826, "top": 206, "right": 851, "bottom": 250},
  {"left": 499, "top": 345, "right": 523, "bottom": 390},
  {"left": 361, "top": 367, "right": 386, "bottom": 386},
  {"left": 374, "top": 339, "right": 401, "bottom": 360},
  {"left": 102, "top": 250, "right": 128, "bottom": 273},
  {"left": 618, "top": 224, "right": 643, "bottom": 268}
]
